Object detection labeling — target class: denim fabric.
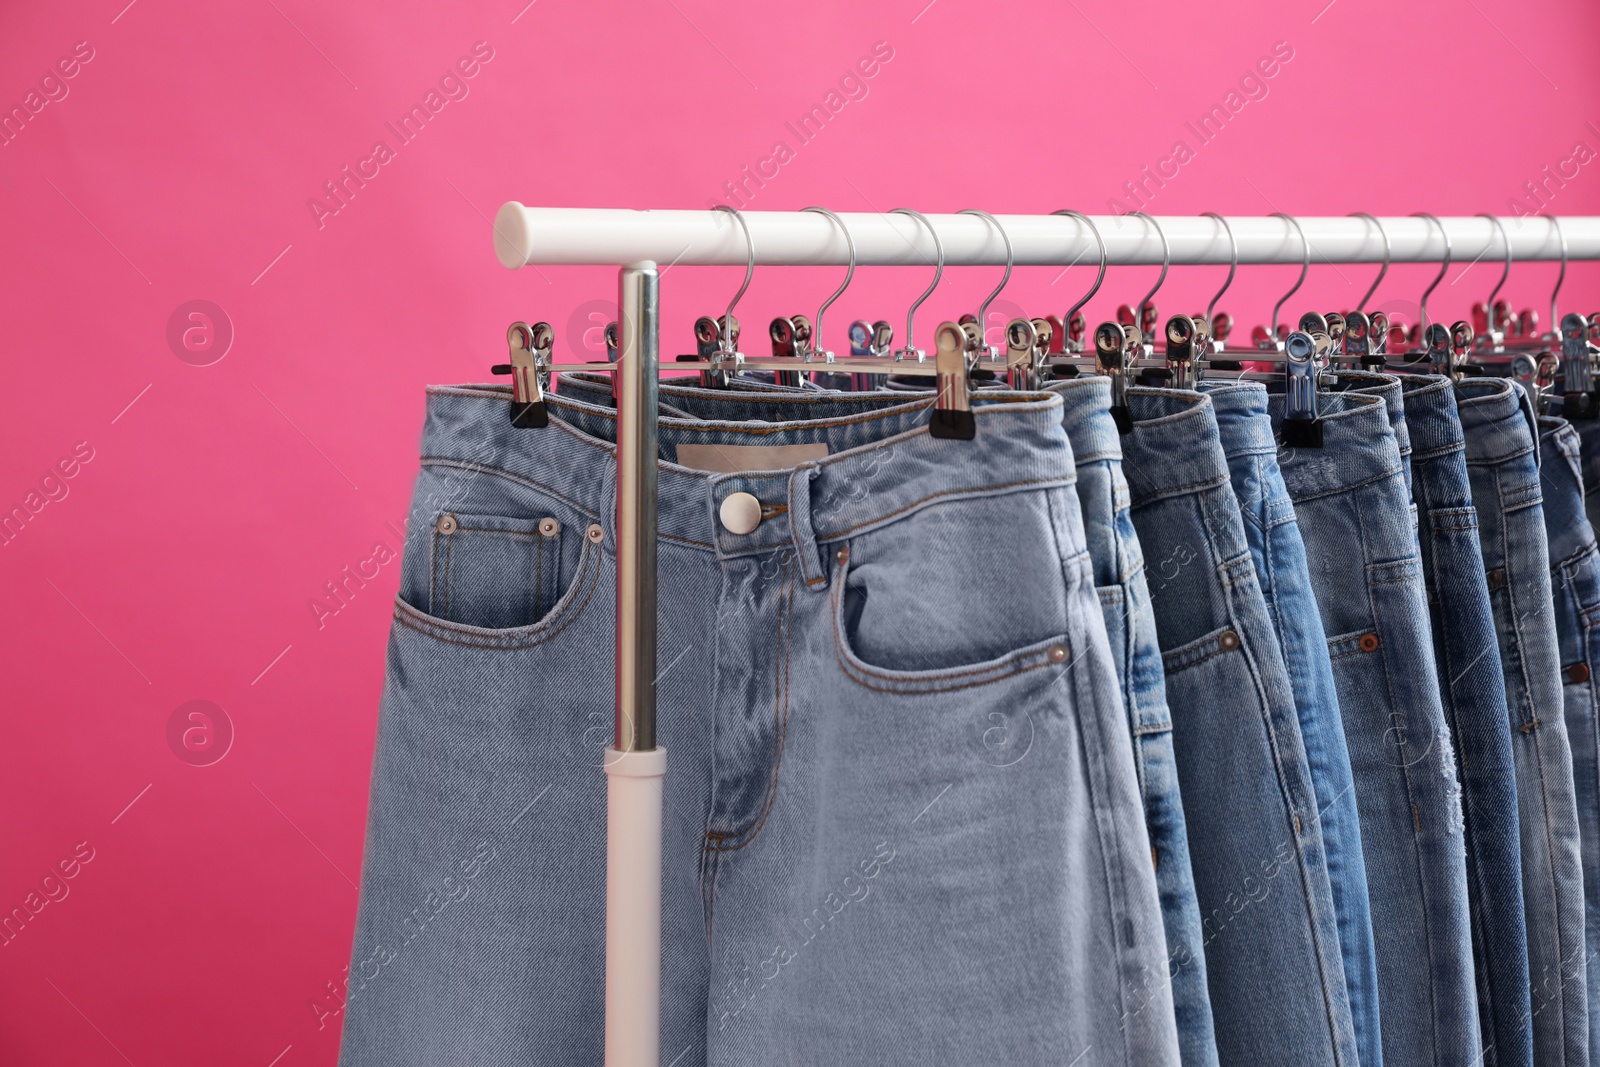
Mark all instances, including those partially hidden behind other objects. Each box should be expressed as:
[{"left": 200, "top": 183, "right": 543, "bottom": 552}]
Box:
[
  {"left": 1330, "top": 371, "right": 1415, "bottom": 500},
  {"left": 1120, "top": 387, "right": 1357, "bottom": 1067},
  {"left": 1459, "top": 377, "right": 1591, "bottom": 1067},
  {"left": 338, "top": 384, "right": 1181, "bottom": 1066},
  {"left": 1198, "top": 381, "right": 1383, "bottom": 1067},
  {"left": 1051, "top": 377, "right": 1220, "bottom": 1067},
  {"left": 1404, "top": 375, "right": 1533, "bottom": 1067},
  {"left": 1543, "top": 415, "right": 1600, "bottom": 1067},
  {"left": 1267, "top": 387, "right": 1481, "bottom": 1066}
]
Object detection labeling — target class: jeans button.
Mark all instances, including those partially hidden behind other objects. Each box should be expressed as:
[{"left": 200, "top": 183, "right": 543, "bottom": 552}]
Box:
[{"left": 719, "top": 492, "right": 762, "bottom": 535}]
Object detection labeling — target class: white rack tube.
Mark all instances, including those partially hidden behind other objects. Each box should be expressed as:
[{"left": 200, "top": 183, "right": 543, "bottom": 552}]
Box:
[{"left": 495, "top": 206, "right": 1600, "bottom": 268}]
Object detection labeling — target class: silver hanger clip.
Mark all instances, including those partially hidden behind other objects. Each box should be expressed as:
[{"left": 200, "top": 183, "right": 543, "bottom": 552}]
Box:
[
  {"left": 604, "top": 320, "right": 620, "bottom": 404},
  {"left": 1006, "top": 317, "right": 1039, "bottom": 390},
  {"left": 492, "top": 320, "right": 552, "bottom": 428},
  {"left": 771, "top": 316, "right": 802, "bottom": 387},
  {"left": 1164, "top": 314, "right": 1197, "bottom": 390},
  {"left": 1560, "top": 312, "right": 1597, "bottom": 417},
  {"left": 1095, "top": 321, "right": 1136, "bottom": 434},
  {"left": 1423, "top": 322, "right": 1451, "bottom": 376},
  {"left": 1449, "top": 321, "right": 1475, "bottom": 380},
  {"left": 1281, "top": 329, "right": 1323, "bottom": 448},
  {"left": 930, "top": 321, "right": 975, "bottom": 440}
]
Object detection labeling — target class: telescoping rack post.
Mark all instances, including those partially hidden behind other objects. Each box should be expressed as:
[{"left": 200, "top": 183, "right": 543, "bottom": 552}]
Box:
[{"left": 491, "top": 207, "right": 1600, "bottom": 1067}]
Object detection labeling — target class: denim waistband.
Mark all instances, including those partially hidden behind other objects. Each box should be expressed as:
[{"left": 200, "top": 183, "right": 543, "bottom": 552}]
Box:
[
  {"left": 1326, "top": 371, "right": 1408, "bottom": 458},
  {"left": 1397, "top": 375, "right": 1464, "bottom": 461},
  {"left": 1121, "top": 388, "right": 1230, "bottom": 505},
  {"left": 1046, "top": 377, "right": 1122, "bottom": 466},
  {"left": 420, "top": 384, "right": 1076, "bottom": 567},
  {"left": 1196, "top": 382, "right": 1277, "bottom": 457},
  {"left": 1456, "top": 377, "right": 1539, "bottom": 465},
  {"left": 1265, "top": 390, "right": 1398, "bottom": 499}
]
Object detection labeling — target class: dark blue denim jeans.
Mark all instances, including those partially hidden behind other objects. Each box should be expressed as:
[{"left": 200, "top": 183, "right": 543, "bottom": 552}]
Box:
[
  {"left": 1267, "top": 388, "right": 1481, "bottom": 1066},
  {"left": 1122, "top": 387, "right": 1357, "bottom": 1067},
  {"left": 1053, "top": 377, "right": 1219, "bottom": 1067},
  {"left": 1404, "top": 375, "right": 1533, "bottom": 1067},
  {"left": 1543, "top": 414, "right": 1600, "bottom": 1067},
  {"left": 1199, "top": 381, "right": 1383, "bottom": 1067},
  {"left": 1459, "top": 378, "right": 1590, "bottom": 1067}
]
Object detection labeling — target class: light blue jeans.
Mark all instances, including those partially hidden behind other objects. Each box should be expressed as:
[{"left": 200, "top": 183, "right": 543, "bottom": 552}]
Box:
[
  {"left": 1199, "top": 381, "right": 1383, "bottom": 1067},
  {"left": 1268, "top": 388, "right": 1481, "bottom": 1066},
  {"left": 1121, "top": 386, "right": 1358, "bottom": 1067},
  {"left": 1459, "top": 378, "right": 1590, "bottom": 1066},
  {"left": 1052, "top": 377, "right": 1219, "bottom": 1067},
  {"left": 337, "top": 383, "right": 1182, "bottom": 1066}
]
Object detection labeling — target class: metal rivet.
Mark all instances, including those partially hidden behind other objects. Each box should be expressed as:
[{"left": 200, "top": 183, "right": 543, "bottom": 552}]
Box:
[
  {"left": 1569, "top": 662, "right": 1591, "bottom": 684},
  {"left": 435, "top": 514, "right": 457, "bottom": 535},
  {"left": 1218, "top": 630, "right": 1241, "bottom": 651},
  {"left": 1047, "top": 644, "right": 1069, "bottom": 664},
  {"left": 1488, "top": 568, "right": 1506, "bottom": 590},
  {"left": 586, "top": 523, "right": 604, "bottom": 543},
  {"left": 835, "top": 547, "right": 849, "bottom": 564},
  {"left": 538, "top": 517, "right": 561, "bottom": 538},
  {"left": 719, "top": 491, "right": 763, "bottom": 535},
  {"left": 1359, "top": 633, "right": 1380, "bottom": 653}
]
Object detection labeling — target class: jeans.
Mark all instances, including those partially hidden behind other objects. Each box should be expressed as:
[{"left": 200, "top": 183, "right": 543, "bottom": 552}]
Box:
[
  {"left": 1268, "top": 388, "right": 1481, "bottom": 1066},
  {"left": 1199, "top": 381, "right": 1383, "bottom": 1067},
  {"left": 1543, "top": 414, "right": 1600, "bottom": 1067},
  {"left": 1121, "top": 386, "right": 1357, "bottom": 1067},
  {"left": 1404, "top": 375, "right": 1533, "bottom": 1067},
  {"left": 338, "top": 383, "right": 1181, "bottom": 1066},
  {"left": 1459, "top": 378, "right": 1590, "bottom": 1067},
  {"left": 1051, "top": 377, "right": 1220, "bottom": 1067}
]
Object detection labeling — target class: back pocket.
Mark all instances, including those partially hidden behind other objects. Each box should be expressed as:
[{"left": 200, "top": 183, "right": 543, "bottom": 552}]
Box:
[{"left": 426, "top": 511, "right": 587, "bottom": 629}]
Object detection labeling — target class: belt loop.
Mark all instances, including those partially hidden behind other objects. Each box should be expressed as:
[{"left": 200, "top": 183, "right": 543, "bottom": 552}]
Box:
[
  {"left": 1513, "top": 379, "right": 1542, "bottom": 471},
  {"left": 787, "top": 463, "right": 828, "bottom": 591}
]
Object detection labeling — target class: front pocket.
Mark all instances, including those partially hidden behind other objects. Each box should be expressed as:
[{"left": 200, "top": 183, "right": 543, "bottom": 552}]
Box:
[
  {"left": 829, "top": 551, "right": 1076, "bottom": 694},
  {"left": 425, "top": 511, "right": 592, "bottom": 630}
]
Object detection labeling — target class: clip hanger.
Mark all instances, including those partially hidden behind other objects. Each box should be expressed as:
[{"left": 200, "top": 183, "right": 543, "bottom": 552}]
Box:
[
  {"left": 1165, "top": 314, "right": 1198, "bottom": 389},
  {"left": 677, "top": 205, "right": 754, "bottom": 388},
  {"left": 930, "top": 321, "right": 976, "bottom": 440},
  {"left": 1094, "top": 320, "right": 1136, "bottom": 434},
  {"left": 1280, "top": 329, "right": 1324, "bottom": 448},
  {"left": 492, "top": 320, "right": 553, "bottom": 428}
]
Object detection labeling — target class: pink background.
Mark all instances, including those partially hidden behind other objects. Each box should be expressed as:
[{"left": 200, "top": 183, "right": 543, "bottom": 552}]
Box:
[{"left": 3, "top": 0, "right": 1599, "bottom": 1062}]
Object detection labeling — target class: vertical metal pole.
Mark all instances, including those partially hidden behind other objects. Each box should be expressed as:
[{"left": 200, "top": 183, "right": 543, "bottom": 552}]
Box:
[
  {"left": 616, "top": 262, "right": 660, "bottom": 753},
  {"left": 605, "top": 262, "right": 662, "bottom": 1067}
]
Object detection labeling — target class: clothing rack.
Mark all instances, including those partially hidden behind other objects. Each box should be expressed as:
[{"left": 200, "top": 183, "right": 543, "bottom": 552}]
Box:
[{"left": 490, "top": 208, "right": 1600, "bottom": 1067}]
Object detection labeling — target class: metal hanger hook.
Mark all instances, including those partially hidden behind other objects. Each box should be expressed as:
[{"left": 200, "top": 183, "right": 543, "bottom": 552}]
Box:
[
  {"left": 1052, "top": 209, "right": 1108, "bottom": 328},
  {"left": 1122, "top": 211, "right": 1170, "bottom": 319},
  {"left": 801, "top": 206, "right": 855, "bottom": 355},
  {"left": 1201, "top": 212, "right": 1237, "bottom": 321},
  {"left": 1478, "top": 213, "right": 1511, "bottom": 330},
  {"left": 959, "top": 209, "right": 1013, "bottom": 348},
  {"left": 1412, "top": 212, "right": 1451, "bottom": 339},
  {"left": 1550, "top": 215, "right": 1568, "bottom": 328},
  {"left": 1348, "top": 212, "right": 1390, "bottom": 314},
  {"left": 890, "top": 208, "right": 944, "bottom": 357},
  {"left": 1270, "top": 212, "right": 1310, "bottom": 344},
  {"left": 712, "top": 204, "right": 754, "bottom": 353}
]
